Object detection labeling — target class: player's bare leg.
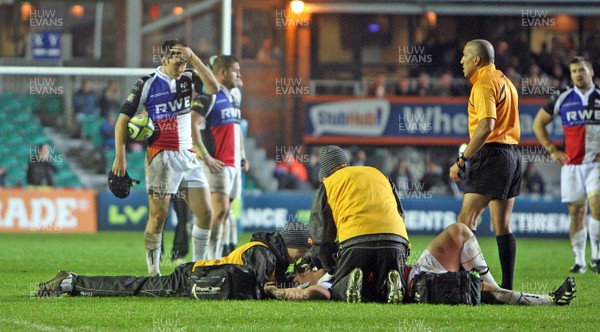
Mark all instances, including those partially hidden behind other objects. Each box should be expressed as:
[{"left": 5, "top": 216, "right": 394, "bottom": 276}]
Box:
[
  {"left": 184, "top": 187, "right": 213, "bottom": 261},
  {"left": 588, "top": 193, "right": 600, "bottom": 272},
  {"left": 207, "top": 192, "right": 231, "bottom": 259},
  {"left": 568, "top": 202, "right": 588, "bottom": 272},
  {"left": 146, "top": 193, "right": 171, "bottom": 276},
  {"left": 427, "top": 223, "right": 499, "bottom": 288}
]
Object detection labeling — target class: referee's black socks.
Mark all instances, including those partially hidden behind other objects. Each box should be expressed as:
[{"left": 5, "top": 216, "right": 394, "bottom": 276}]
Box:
[{"left": 496, "top": 233, "right": 516, "bottom": 290}]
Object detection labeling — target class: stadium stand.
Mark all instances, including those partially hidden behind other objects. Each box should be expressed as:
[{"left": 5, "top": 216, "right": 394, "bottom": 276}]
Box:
[{"left": 0, "top": 92, "right": 81, "bottom": 188}]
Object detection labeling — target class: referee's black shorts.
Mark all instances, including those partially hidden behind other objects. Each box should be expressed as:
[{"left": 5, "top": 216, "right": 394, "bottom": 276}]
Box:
[{"left": 465, "top": 143, "right": 521, "bottom": 200}]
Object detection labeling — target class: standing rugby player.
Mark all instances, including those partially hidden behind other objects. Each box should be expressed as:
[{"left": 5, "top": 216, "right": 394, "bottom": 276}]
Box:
[
  {"left": 112, "top": 39, "right": 219, "bottom": 276},
  {"left": 192, "top": 55, "right": 249, "bottom": 259},
  {"left": 533, "top": 56, "right": 600, "bottom": 274}
]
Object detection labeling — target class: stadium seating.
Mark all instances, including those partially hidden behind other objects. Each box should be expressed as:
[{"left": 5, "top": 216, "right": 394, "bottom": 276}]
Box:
[{"left": 0, "top": 93, "right": 82, "bottom": 188}]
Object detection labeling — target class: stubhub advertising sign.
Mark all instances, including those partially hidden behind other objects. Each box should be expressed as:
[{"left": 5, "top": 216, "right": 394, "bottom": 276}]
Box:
[
  {"left": 303, "top": 96, "right": 563, "bottom": 145},
  {"left": 309, "top": 99, "right": 390, "bottom": 137}
]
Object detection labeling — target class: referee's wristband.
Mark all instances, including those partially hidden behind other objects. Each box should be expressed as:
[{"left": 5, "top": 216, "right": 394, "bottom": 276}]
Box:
[{"left": 456, "top": 154, "right": 468, "bottom": 170}]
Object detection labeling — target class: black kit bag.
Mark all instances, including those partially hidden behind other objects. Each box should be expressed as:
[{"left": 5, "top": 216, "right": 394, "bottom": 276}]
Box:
[
  {"left": 189, "top": 264, "right": 260, "bottom": 300},
  {"left": 410, "top": 270, "right": 481, "bottom": 305}
]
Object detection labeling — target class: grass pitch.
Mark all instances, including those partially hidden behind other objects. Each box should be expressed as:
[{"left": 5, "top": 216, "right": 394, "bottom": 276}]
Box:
[{"left": 1, "top": 231, "right": 599, "bottom": 331}]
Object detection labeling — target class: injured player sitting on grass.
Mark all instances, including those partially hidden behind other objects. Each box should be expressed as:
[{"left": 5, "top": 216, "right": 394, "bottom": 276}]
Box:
[{"left": 284, "top": 223, "right": 576, "bottom": 305}]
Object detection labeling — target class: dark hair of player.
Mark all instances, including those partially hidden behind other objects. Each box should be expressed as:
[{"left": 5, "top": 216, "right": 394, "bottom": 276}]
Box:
[
  {"left": 210, "top": 55, "right": 240, "bottom": 73},
  {"left": 570, "top": 56, "right": 593, "bottom": 70},
  {"left": 160, "top": 39, "right": 188, "bottom": 61}
]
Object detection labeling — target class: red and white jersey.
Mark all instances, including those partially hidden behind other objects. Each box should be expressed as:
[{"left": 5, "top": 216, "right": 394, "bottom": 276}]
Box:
[
  {"left": 543, "top": 85, "right": 600, "bottom": 164},
  {"left": 191, "top": 85, "right": 242, "bottom": 167},
  {"left": 119, "top": 67, "right": 205, "bottom": 150}
]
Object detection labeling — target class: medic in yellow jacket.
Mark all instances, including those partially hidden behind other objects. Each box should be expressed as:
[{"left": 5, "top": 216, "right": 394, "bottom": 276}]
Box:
[{"left": 310, "top": 146, "right": 409, "bottom": 275}]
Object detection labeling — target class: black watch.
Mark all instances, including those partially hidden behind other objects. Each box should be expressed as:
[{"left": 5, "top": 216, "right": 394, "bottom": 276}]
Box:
[{"left": 458, "top": 153, "right": 469, "bottom": 163}]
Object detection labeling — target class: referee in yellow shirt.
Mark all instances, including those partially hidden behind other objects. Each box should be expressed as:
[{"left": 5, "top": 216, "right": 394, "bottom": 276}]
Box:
[{"left": 449, "top": 39, "right": 521, "bottom": 290}]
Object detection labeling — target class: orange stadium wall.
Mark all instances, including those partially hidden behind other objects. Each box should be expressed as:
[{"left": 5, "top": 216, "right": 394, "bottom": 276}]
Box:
[{"left": 0, "top": 188, "right": 97, "bottom": 233}]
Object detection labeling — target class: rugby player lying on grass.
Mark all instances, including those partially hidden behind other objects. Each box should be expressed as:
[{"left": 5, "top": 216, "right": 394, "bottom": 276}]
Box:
[
  {"left": 36, "top": 222, "right": 312, "bottom": 299},
  {"left": 269, "top": 223, "right": 576, "bottom": 305}
]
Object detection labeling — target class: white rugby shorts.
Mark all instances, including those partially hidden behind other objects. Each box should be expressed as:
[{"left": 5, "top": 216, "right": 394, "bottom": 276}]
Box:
[
  {"left": 408, "top": 249, "right": 448, "bottom": 283},
  {"left": 561, "top": 163, "right": 600, "bottom": 203},
  {"left": 202, "top": 163, "right": 241, "bottom": 199},
  {"left": 145, "top": 149, "right": 208, "bottom": 194}
]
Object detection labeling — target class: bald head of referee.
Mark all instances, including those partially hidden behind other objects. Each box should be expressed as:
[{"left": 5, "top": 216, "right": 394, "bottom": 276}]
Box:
[{"left": 461, "top": 39, "right": 495, "bottom": 79}]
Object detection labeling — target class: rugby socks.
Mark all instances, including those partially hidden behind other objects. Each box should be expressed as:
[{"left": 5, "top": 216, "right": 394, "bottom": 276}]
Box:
[
  {"left": 222, "top": 215, "right": 231, "bottom": 257},
  {"left": 207, "top": 223, "right": 224, "bottom": 260},
  {"left": 460, "top": 236, "right": 499, "bottom": 288},
  {"left": 228, "top": 213, "right": 238, "bottom": 251},
  {"left": 588, "top": 217, "right": 600, "bottom": 261},
  {"left": 496, "top": 233, "right": 516, "bottom": 290},
  {"left": 490, "top": 288, "right": 553, "bottom": 305},
  {"left": 192, "top": 225, "right": 211, "bottom": 261},
  {"left": 571, "top": 228, "right": 587, "bottom": 267},
  {"left": 145, "top": 231, "right": 162, "bottom": 276},
  {"left": 59, "top": 274, "right": 74, "bottom": 293}
]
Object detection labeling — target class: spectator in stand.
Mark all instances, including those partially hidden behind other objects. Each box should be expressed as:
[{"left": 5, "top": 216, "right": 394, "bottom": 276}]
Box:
[
  {"left": 0, "top": 167, "right": 6, "bottom": 187},
  {"left": 367, "top": 73, "right": 387, "bottom": 97},
  {"left": 527, "top": 63, "right": 551, "bottom": 83},
  {"left": 505, "top": 66, "right": 522, "bottom": 94},
  {"left": 415, "top": 72, "right": 432, "bottom": 96},
  {"left": 274, "top": 151, "right": 310, "bottom": 190},
  {"left": 522, "top": 162, "right": 546, "bottom": 195},
  {"left": 100, "top": 113, "right": 116, "bottom": 151},
  {"left": 256, "top": 38, "right": 282, "bottom": 61},
  {"left": 421, "top": 160, "right": 454, "bottom": 196},
  {"left": 550, "top": 62, "right": 569, "bottom": 88},
  {"left": 395, "top": 77, "right": 414, "bottom": 96},
  {"left": 522, "top": 63, "right": 552, "bottom": 97},
  {"left": 73, "top": 79, "right": 100, "bottom": 129},
  {"left": 537, "top": 42, "right": 554, "bottom": 75},
  {"left": 241, "top": 35, "right": 255, "bottom": 59},
  {"left": 495, "top": 41, "right": 511, "bottom": 71},
  {"left": 351, "top": 148, "right": 367, "bottom": 166},
  {"left": 27, "top": 143, "right": 57, "bottom": 187},
  {"left": 432, "top": 71, "right": 463, "bottom": 97},
  {"left": 99, "top": 80, "right": 121, "bottom": 118},
  {"left": 389, "top": 159, "right": 414, "bottom": 194}
]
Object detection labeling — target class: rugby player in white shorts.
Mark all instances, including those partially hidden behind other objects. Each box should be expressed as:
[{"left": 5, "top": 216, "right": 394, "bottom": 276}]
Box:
[
  {"left": 191, "top": 55, "right": 249, "bottom": 259},
  {"left": 533, "top": 56, "right": 600, "bottom": 273},
  {"left": 112, "top": 39, "right": 220, "bottom": 276}
]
